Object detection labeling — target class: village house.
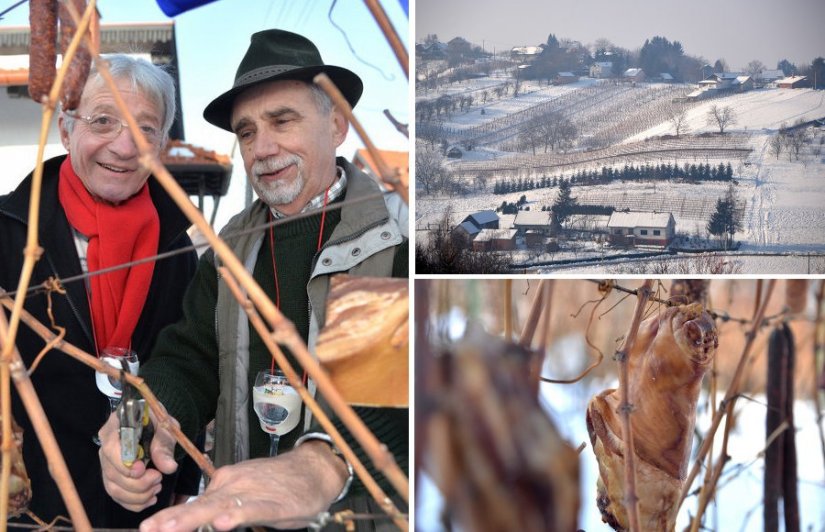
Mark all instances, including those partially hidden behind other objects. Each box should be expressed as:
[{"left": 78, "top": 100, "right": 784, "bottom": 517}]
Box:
[
  {"left": 472, "top": 229, "right": 517, "bottom": 252},
  {"left": 589, "top": 61, "right": 613, "bottom": 78},
  {"left": 777, "top": 76, "right": 810, "bottom": 89},
  {"left": 607, "top": 211, "right": 675, "bottom": 248},
  {"left": 623, "top": 68, "right": 645, "bottom": 83},
  {"left": 513, "top": 211, "right": 551, "bottom": 240},
  {"left": 555, "top": 72, "right": 578, "bottom": 85},
  {"left": 452, "top": 210, "right": 500, "bottom": 248}
]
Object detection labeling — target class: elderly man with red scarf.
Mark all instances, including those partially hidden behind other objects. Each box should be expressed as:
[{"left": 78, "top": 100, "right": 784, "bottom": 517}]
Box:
[{"left": 0, "top": 55, "right": 200, "bottom": 527}]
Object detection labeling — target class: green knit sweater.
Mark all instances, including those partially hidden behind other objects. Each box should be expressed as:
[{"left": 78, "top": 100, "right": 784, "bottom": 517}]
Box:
[{"left": 143, "top": 195, "right": 408, "bottom": 496}]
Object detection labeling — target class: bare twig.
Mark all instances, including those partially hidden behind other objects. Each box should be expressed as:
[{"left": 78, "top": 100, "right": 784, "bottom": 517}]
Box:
[
  {"left": 615, "top": 279, "right": 653, "bottom": 532},
  {"left": 1, "top": 2, "right": 98, "bottom": 528},
  {"left": 0, "top": 309, "right": 90, "bottom": 532},
  {"left": 0, "top": 295, "right": 214, "bottom": 479},
  {"left": 678, "top": 280, "right": 776, "bottom": 508},
  {"left": 218, "top": 268, "right": 407, "bottom": 530},
  {"left": 518, "top": 279, "right": 546, "bottom": 348},
  {"left": 503, "top": 279, "right": 512, "bottom": 341},
  {"left": 314, "top": 73, "right": 408, "bottom": 203},
  {"left": 362, "top": 0, "right": 408, "bottom": 77},
  {"left": 813, "top": 281, "right": 825, "bottom": 479}
]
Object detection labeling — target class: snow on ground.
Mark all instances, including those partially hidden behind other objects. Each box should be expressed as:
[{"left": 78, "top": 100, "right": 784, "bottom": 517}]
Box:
[
  {"left": 626, "top": 88, "right": 825, "bottom": 142},
  {"left": 416, "top": 72, "right": 825, "bottom": 272}
]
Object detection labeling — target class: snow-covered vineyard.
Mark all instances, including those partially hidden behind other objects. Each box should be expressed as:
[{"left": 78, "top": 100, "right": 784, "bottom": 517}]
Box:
[{"left": 416, "top": 66, "right": 825, "bottom": 273}]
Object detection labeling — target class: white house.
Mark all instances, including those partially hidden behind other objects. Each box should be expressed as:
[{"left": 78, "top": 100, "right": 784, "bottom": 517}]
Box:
[
  {"left": 590, "top": 61, "right": 613, "bottom": 78},
  {"left": 607, "top": 211, "right": 675, "bottom": 247}
]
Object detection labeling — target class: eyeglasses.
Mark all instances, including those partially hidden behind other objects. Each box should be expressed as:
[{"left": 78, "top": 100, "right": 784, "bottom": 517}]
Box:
[{"left": 64, "top": 110, "right": 162, "bottom": 145}]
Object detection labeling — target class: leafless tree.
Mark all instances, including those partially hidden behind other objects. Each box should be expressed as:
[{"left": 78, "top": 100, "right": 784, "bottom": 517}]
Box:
[
  {"left": 787, "top": 121, "right": 809, "bottom": 161},
  {"left": 706, "top": 104, "right": 737, "bottom": 134},
  {"left": 746, "top": 59, "right": 765, "bottom": 80},
  {"left": 769, "top": 133, "right": 783, "bottom": 159},
  {"left": 416, "top": 143, "right": 448, "bottom": 195},
  {"left": 669, "top": 106, "right": 690, "bottom": 137}
]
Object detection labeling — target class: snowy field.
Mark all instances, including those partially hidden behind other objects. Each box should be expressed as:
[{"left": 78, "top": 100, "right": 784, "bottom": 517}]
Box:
[{"left": 416, "top": 71, "right": 825, "bottom": 273}]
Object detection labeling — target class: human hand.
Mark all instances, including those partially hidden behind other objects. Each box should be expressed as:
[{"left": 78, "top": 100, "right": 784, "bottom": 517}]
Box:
[
  {"left": 98, "top": 405, "right": 180, "bottom": 511},
  {"left": 139, "top": 441, "right": 348, "bottom": 532}
]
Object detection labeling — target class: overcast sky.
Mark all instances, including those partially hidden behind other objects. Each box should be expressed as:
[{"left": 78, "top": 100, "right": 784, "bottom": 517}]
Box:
[{"left": 415, "top": 0, "right": 825, "bottom": 70}]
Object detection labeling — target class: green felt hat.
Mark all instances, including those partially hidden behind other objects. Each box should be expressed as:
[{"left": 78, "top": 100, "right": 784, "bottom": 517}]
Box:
[{"left": 203, "top": 29, "right": 363, "bottom": 131}]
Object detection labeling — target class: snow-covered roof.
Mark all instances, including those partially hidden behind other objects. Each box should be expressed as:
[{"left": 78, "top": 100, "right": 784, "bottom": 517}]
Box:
[
  {"left": 456, "top": 221, "right": 482, "bottom": 236},
  {"left": 778, "top": 76, "right": 807, "bottom": 85},
  {"left": 733, "top": 76, "right": 752, "bottom": 85},
  {"left": 474, "top": 229, "right": 516, "bottom": 242},
  {"left": 760, "top": 69, "right": 784, "bottom": 80},
  {"left": 557, "top": 72, "right": 576, "bottom": 77},
  {"left": 607, "top": 211, "right": 673, "bottom": 229},
  {"left": 715, "top": 72, "right": 743, "bottom": 80},
  {"left": 511, "top": 46, "right": 541, "bottom": 56},
  {"left": 659, "top": 73, "right": 674, "bottom": 80},
  {"left": 513, "top": 211, "right": 551, "bottom": 226},
  {"left": 464, "top": 210, "right": 499, "bottom": 226},
  {"left": 624, "top": 68, "right": 643, "bottom": 77}
]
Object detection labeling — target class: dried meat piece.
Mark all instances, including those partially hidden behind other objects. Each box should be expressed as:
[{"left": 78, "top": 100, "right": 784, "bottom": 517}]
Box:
[
  {"left": 27, "top": 0, "right": 58, "bottom": 104},
  {"left": 586, "top": 303, "right": 717, "bottom": 530}
]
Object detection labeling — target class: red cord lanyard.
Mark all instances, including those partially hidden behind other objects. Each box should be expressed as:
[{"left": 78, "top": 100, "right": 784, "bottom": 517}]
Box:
[{"left": 268, "top": 185, "right": 330, "bottom": 381}]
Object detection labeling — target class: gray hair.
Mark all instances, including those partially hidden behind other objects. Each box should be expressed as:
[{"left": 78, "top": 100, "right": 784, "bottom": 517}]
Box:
[
  {"left": 308, "top": 82, "right": 333, "bottom": 115},
  {"left": 62, "top": 54, "right": 177, "bottom": 143}
]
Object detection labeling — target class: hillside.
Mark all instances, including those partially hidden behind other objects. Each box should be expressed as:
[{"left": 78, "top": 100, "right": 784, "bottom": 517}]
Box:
[{"left": 416, "top": 71, "right": 825, "bottom": 274}]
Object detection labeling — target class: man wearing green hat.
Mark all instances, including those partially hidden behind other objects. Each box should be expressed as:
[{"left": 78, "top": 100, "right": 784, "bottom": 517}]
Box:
[{"left": 97, "top": 29, "right": 408, "bottom": 531}]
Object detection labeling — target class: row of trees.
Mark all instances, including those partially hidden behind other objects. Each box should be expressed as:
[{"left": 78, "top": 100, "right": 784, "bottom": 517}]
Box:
[
  {"left": 516, "top": 112, "right": 578, "bottom": 154},
  {"left": 769, "top": 120, "right": 813, "bottom": 161},
  {"left": 492, "top": 161, "right": 735, "bottom": 195}
]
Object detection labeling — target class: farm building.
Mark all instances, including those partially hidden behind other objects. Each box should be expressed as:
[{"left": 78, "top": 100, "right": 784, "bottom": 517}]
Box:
[
  {"left": 590, "top": 62, "right": 613, "bottom": 78},
  {"left": 453, "top": 220, "right": 481, "bottom": 241},
  {"left": 462, "top": 210, "right": 500, "bottom": 230},
  {"left": 555, "top": 72, "right": 578, "bottom": 85},
  {"left": 777, "top": 76, "right": 810, "bottom": 89},
  {"left": 623, "top": 68, "right": 645, "bottom": 83},
  {"left": 732, "top": 75, "right": 753, "bottom": 92},
  {"left": 759, "top": 69, "right": 785, "bottom": 84},
  {"left": 472, "top": 229, "right": 517, "bottom": 251},
  {"left": 607, "top": 211, "right": 675, "bottom": 248},
  {"left": 658, "top": 72, "right": 674, "bottom": 82},
  {"left": 513, "top": 211, "right": 552, "bottom": 235}
]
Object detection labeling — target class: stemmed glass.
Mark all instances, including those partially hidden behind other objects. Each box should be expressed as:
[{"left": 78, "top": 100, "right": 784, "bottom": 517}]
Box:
[
  {"left": 252, "top": 370, "right": 301, "bottom": 456},
  {"left": 93, "top": 347, "right": 139, "bottom": 445}
]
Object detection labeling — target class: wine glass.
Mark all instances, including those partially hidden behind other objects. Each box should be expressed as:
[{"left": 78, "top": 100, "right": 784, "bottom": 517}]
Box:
[
  {"left": 252, "top": 370, "right": 301, "bottom": 456},
  {"left": 95, "top": 347, "right": 140, "bottom": 411}
]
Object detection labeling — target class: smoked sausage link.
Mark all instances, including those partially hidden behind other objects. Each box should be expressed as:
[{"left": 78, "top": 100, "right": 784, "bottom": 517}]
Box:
[
  {"left": 28, "top": 0, "right": 58, "bottom": 104},
  {"left": 58, "top": 0, "right": 91, "bottom": 110}
]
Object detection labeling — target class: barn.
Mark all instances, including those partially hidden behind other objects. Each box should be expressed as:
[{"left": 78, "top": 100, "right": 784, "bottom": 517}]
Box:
[
  {"left": 607, "top": 211, "right": 675, "bottom": 248},
  {"left": 472, "top": 229, "right": 517, "bottom": 252}
]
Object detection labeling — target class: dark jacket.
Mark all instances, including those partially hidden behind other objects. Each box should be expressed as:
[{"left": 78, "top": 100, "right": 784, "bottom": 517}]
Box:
[{"left": 0, "top": 155, "right": 199, "bottom": 527}]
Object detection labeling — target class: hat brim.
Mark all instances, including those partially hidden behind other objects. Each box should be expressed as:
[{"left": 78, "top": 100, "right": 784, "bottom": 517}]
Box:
[{"left": 203, "top": 65, "right": 363, "bottom": 131}]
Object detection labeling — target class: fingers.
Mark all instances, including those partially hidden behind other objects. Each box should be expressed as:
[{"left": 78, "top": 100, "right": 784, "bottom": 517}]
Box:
[
  {"left": 149, "top": 418, "right": 180, "bottom": 475},
  {"left": 139, "top": 494, "right": 246, "bottom": 532},
  {"left": 98, "top": 411, "right": 164, "bottom": 512}
]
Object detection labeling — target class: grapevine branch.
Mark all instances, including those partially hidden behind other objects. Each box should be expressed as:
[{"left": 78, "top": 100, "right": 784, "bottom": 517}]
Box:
[
  {"left": 218, "top": 268, "right": 407, "bottom": 530},
  {"left": 677, "top": 280, "right": 776, "bottom": 508},
  {"left": 1, "top": 1, "right": 98, "bottom": 529},
  {"left": 615, "top": 279, "right": 654, "bottom": 532}
]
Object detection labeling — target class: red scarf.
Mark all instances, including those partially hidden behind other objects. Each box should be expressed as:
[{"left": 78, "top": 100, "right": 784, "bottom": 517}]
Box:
[{"left": 58, "top": 156, "right": 159, "bottom": 352}]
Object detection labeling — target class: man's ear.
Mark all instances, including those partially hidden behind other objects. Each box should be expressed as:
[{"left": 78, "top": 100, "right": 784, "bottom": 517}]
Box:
[
  {"left": 57, "top": 114, "right": 71, "bottom": 151},
  {"left": 331, "top": 107, "right": 348, "bottom": 148}
]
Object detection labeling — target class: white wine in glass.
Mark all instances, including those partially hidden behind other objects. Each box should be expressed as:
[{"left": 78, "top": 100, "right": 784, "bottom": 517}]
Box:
[{"left": 253, "top": 370, "right": 301, "bottom": 456}]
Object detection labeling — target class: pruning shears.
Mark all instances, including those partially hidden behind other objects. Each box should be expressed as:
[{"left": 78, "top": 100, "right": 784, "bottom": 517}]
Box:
[{"left": 115, "top": 359, "right": 154, "bottom": 467}]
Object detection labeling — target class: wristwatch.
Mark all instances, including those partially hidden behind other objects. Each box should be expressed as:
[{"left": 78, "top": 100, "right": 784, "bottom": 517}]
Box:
[{"left": 294, "top": 432, "right": 354, "bottom": 503}]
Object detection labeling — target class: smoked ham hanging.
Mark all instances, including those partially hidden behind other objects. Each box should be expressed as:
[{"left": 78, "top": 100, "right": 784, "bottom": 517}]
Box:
[{"left": 586, "top": 303, "right": 718, "bottom": 530}]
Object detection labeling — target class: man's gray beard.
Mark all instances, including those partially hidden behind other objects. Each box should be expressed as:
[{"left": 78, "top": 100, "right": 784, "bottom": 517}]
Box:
[{"left": 252, "top": 172, "right": 305, "bottom": 208}]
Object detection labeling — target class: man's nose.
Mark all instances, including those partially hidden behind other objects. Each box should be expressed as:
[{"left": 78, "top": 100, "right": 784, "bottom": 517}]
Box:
[{"left": 107, "top": 127, "right": 140, "bottom": 157}]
